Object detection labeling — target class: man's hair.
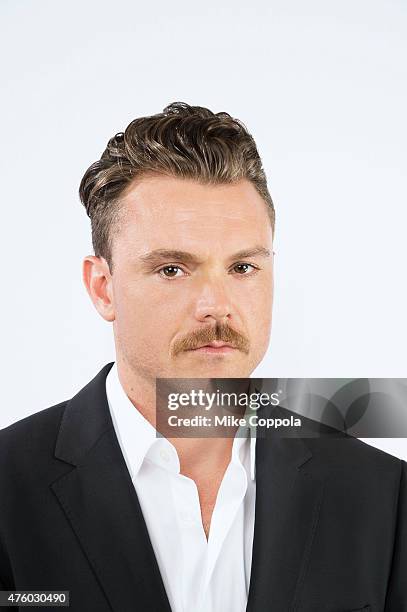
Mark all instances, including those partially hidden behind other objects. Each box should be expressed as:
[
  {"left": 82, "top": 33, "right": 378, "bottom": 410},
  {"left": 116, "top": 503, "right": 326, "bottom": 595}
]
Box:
[{"left": 79, "top": 101, "right": 275, "bottom": 272}]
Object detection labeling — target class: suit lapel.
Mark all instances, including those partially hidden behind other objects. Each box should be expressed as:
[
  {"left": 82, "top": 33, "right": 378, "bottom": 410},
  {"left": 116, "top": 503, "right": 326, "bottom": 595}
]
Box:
[
  {"left": 50, "top": 363, "right": 172, "bottom": 612},
  {"left": 247, "top": 418, "right": 325, "bottom": 612}
]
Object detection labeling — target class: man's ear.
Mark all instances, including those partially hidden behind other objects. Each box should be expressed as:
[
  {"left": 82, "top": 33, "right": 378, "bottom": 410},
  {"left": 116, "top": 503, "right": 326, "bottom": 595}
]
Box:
[{"left": 82, "top": 256, "right": 115, "bottom": 322}]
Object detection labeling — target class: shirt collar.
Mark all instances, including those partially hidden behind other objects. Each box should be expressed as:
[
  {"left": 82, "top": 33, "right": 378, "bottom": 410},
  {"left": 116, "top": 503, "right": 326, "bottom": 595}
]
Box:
[
  {"left": 106, "top": 362, "right": 159, "bottom": 480},
  {"left": 106, "top": 362, "right": 256, "bottom": 482}
]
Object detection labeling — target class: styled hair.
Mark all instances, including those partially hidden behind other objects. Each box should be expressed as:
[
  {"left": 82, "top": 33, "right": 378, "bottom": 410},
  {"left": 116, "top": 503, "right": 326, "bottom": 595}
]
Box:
[{"left": 79, "top": 101, "right": 275, "bottom": 272}]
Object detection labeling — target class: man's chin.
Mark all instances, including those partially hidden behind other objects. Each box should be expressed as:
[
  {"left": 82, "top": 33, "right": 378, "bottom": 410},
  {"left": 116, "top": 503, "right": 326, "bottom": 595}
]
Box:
[{"left": 173, "top": 350, "right": 252, "bottom": 378}]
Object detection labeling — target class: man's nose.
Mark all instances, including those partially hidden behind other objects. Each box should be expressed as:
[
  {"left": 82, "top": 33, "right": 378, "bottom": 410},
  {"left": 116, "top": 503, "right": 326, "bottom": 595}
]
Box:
[{"left": 193, "top": 277, "right": 233, "bottom": 324}]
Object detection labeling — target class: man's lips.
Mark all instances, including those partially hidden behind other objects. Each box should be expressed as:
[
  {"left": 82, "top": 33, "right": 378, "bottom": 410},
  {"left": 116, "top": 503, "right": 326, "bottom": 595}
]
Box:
[{"left": 188, "top": 341, "right": 237, "bottom": 354}]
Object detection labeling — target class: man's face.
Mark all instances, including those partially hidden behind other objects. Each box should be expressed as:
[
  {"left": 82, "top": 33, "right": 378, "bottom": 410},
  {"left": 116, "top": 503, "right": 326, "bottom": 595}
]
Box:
[{"left": 98, "top": 175, "right": 274, "bottom": 381}]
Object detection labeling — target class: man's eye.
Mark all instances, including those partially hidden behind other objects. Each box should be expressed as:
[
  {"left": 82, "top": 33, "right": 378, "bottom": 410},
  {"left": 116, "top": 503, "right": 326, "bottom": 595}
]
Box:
[
  {"left": 232, "top": 263, "right": 258, "bottom": 275},
  {"left": 158, "top": 265, "right": 186, "bottom": 279}
]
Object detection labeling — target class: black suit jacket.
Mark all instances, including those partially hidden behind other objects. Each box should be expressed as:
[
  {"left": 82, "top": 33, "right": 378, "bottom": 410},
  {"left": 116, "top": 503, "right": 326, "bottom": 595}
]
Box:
[{"left": 0, "top": 362, "right": 405, "bottom": 611}]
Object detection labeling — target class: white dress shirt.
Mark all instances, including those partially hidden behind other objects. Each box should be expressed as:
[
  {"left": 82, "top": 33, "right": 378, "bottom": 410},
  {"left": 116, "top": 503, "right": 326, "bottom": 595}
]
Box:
[{"left": 105, "top": 362, "right": 256, "bottom": 612}]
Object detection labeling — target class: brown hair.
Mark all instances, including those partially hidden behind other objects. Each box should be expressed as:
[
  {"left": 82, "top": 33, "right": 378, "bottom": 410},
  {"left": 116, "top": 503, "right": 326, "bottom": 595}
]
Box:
[{"left": 79, "top": 101, "right": 275, "bottom": 272}]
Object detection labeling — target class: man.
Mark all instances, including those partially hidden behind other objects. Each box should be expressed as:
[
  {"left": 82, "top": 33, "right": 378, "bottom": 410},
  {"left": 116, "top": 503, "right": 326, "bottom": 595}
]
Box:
[{"left": 0, "top": 102, "right": 405, "bottom": 612}]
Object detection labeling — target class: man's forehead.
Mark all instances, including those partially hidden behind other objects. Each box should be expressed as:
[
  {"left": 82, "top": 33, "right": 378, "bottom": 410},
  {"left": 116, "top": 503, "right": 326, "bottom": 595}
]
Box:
[
  {"left": 115, "top": 175, "right": 273, "bottom": 255},
  {"left": 117, "top": 217, "right": 272, "bottom": 258},
  {"left": 120, "top": 175, "right": 270, "bottom": 220}
]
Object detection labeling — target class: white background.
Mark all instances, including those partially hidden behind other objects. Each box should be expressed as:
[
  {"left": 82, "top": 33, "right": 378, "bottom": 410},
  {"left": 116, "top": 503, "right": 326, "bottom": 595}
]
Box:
[{"left": 1, "top": 0, "right": 406, "bottom": 459}]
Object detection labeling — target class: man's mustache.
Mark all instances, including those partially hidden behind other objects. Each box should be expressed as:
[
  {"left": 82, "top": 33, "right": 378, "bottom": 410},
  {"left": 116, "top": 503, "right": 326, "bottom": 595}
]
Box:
[{"left": 172, "top": 321, "right": 250, "bottom": 356}]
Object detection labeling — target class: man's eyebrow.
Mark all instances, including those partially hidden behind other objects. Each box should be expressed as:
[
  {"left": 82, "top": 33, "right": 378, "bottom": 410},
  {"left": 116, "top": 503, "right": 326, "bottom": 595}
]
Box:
[
  {"left": 138, "top": 246, "right": 271, "bottom": 266},
  {"left": 139, "top": 250, "right": 202, "bottom": 265},
  {"left": 229, "top": 247, "right": 271, "bottom": 260}
]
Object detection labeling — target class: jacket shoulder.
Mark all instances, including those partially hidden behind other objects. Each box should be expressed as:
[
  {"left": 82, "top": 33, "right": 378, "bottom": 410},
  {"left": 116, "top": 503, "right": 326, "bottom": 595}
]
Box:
[
  {"left": 0, "top": 401, "right": 68, "bottom": 469},
  {"left": 304, "top": 434, "right": 403, "bottom": 474},
  {"left": 0, "top": 400, "right": 67, "bottom": 437}
]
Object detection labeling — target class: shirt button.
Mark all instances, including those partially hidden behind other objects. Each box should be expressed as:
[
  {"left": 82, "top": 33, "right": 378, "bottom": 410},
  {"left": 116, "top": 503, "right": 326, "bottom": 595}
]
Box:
[
  {"left": 159, "top": 448, "right": 170, "bottom": 463},
  {"left": 179, "top": 510, "right": 196, "bottom": 525}
]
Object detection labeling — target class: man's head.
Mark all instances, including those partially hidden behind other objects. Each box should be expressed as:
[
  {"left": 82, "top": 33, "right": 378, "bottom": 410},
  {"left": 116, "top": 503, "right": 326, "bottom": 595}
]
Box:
[{"left": 80, "top": 102, "right": 275, "bottom": 381}]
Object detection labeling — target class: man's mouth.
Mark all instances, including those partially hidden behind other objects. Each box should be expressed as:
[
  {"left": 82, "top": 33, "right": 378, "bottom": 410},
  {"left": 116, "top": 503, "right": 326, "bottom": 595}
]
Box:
[{"left": 189, "top": 341, "right": 237, "bottom": 354}]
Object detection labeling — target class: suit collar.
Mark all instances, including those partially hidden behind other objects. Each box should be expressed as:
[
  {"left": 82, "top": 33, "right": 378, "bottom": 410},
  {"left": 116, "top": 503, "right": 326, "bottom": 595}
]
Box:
[
  {"left": 55, "top": 362, "right": 313, "bottom": 472},
  {"left": 54, "top": 362, "right": 115, "bottom": 466}
]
